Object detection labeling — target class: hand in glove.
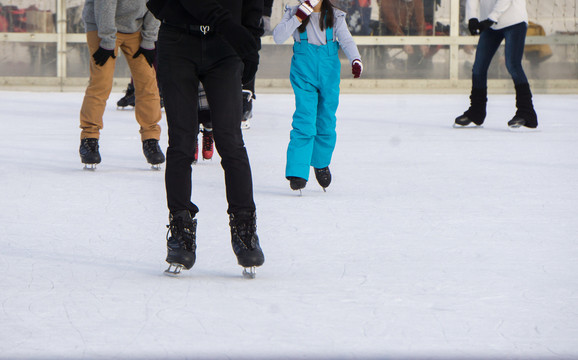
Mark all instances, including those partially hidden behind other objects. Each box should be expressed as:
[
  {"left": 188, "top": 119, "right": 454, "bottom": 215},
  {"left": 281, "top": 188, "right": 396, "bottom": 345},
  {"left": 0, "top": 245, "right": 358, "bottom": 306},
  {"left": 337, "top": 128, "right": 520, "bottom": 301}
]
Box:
[
  {"left": 218, "top": 19, "right": 258, "bottom": 60},
  {"left": 468, "top": 18, "right": 480, "bottom": 35},
  {"left": 352, "top": 59, "right": 363, "bottom": 78},
  {"left": 92, "top": 47, "right": 116, "bottom": 66},
  {"left": 478, "top": 19, "right": 496, "bottom": 33},
  {"left": 133, "top": 47, "right": 156, "bottom": 67},
  {"left": 296, "top": 0, "right": 320, "bottom": 21},
  {"left": 242, "top": 58, "right": 259, "bottom": 85}
]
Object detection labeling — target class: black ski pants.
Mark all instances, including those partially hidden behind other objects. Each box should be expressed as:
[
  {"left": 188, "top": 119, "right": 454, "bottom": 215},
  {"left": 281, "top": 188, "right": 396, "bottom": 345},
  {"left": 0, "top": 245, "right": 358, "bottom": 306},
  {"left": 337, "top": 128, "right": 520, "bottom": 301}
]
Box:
[{"left": 157, "top": 24, "right": 255, "bottom": 216}]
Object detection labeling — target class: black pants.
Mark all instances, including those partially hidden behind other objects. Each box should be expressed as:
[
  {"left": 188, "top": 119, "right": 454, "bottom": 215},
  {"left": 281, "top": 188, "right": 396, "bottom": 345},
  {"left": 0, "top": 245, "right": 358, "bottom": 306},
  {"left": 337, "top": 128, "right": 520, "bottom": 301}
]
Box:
[{"left": 157, "top": 25, "right": 255, "bottom": 216}]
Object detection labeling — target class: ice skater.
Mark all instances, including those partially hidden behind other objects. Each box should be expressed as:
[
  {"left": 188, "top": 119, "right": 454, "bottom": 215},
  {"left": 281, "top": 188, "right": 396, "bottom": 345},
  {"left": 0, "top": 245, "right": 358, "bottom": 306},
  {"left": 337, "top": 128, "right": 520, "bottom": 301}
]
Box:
[
  {"left": 78, "top": 0, "right": 165, "bottom": 170},
  {"left": 455, "top": 0, "right": 538, "bottom": 129},
  {"left": 273, "top": 0, "right": 363, "bottom": 192},
  {"left": 147, "top": 0, "right": 265, "bottom": 278}
]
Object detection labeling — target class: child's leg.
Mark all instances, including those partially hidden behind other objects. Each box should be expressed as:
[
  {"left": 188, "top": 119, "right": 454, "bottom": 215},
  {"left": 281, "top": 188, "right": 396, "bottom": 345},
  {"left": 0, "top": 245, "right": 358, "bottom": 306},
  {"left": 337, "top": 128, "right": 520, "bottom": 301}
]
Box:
[
  {"left": 286, "top": 80, "right": 319, "bottom": 181},
  {"left": 311, "top": 53, "right": 341, "bottom": 169}
]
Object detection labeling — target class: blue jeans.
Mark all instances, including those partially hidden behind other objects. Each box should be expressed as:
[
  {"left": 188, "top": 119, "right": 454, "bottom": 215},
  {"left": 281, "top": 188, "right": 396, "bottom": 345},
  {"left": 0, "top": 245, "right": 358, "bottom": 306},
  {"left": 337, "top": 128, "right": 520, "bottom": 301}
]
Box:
[{"left": 472, "top": 22, "right": 529, "bottom": 89}]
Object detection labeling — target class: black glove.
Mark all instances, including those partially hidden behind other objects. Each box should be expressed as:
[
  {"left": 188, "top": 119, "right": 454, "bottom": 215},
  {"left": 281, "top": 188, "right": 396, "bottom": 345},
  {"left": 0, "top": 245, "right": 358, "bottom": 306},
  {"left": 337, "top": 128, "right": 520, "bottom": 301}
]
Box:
[
  {"left": 218, "top": 19, "right": 258, "bottom": 60},
  {"left": 478, "top": 19, "right": 496, "bottom": 33},
  {"left": 92, "top": 47, "right": 116, "bottom": 66},
  {"left": 133, "top": 47, "right": 156, "bottom": 67},
  {"left": 468, "top": 18, "right": 480, "bottom": 35},
  {"left": 242, "top": 58, "right": 259, "bottom": 86}
]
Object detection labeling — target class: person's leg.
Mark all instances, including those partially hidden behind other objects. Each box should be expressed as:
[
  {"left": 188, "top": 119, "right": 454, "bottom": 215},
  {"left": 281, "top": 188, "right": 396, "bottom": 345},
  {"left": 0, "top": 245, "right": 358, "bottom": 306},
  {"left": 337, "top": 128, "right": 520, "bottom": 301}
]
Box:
[
  {"left": 503, "top": 22, "right": 537, "bottom": 128},
  {"left": 201, "top": 37, "right": 255, "bottom": 215},
  {"left": 157, "top": 28, "right": 201, "bottom": 215},
  {"left": 311, "top": 46, "right": 341, "bottom": 170},
  {"left": 121, "top": 32, "right": 162, "bottom": 141},
  {"left": 79, "top": 31, "right": 117, "bottom": 139},
  {"left": 472, "top": 28, "right": 504, "bottom": 89},
  {"left": 455, "top": 29, "right": 504, "bottom": 126}
]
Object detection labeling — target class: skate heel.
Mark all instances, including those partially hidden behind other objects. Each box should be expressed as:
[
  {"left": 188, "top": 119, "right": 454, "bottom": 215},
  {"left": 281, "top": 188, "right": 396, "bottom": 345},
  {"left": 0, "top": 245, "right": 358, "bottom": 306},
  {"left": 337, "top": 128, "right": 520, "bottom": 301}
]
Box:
[
  {"left": 164, "top": 263, "right": 184, "bottom": 276},
  {"left": 243, "top": 266, "right": 257, "bottom": 279}
]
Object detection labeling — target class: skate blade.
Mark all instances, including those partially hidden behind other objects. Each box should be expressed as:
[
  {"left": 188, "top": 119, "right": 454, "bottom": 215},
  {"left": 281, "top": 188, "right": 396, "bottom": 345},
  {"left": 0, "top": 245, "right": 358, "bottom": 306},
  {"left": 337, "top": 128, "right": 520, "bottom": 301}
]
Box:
[
  {"left": 164, "top": 263, "right": 184, "bottom": 276},
  {"left": 452, "top": 123, "right": 483, "bottom": 129},
  {"left": 150, "top": 164, "right": 162, "bottom": 171},
  {"left": 83, "top": 164, "right": 97, "bottom": 171},
  {"left": 242, "top": 266, "right": 257, "bottom": 279}
]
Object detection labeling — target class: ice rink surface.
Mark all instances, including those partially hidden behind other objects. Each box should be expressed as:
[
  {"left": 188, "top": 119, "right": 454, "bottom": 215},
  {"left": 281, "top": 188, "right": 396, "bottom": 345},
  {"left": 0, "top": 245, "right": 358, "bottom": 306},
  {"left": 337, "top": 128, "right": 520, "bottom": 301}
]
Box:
[{"left": 1, "top": 91, "right": 577, "bottom": 359}]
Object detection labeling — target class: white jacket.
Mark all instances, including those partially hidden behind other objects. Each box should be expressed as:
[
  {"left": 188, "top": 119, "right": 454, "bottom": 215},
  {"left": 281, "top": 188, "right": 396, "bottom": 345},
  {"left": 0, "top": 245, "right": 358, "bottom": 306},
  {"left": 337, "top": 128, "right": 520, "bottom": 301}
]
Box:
[{"left": 466, "top": 0, "right": 528, "bottom": 30}]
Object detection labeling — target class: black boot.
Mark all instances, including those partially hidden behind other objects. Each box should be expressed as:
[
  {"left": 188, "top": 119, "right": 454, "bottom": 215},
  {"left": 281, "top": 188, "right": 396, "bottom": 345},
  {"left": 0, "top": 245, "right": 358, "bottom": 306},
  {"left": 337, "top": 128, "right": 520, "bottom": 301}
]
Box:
[
  {"left": 508, "top": 83, "right": 538, "bottom": 128},
  {"left": 79, "top": 138, "right": 101, "bottom": 165},
  {"left": 142, "top": 139, "right": 166, "bottom": 165},
  {"left": 117, "top": 83, "right": 135, "bottom": 108},
  {"left": 165, "top": 210, "right": 197, "bottom": 273},
  {"left": 455, "top": 87, "right": 487, "bottom": 126},
  {"left": 229, "top": 212, "right": 264, "bottom": 268},
  {"left": 314, "top": 167, "right": 332, "bottom": 190},
  {"left": 287, "top": 176, "right": 307, "bottom": 191}
]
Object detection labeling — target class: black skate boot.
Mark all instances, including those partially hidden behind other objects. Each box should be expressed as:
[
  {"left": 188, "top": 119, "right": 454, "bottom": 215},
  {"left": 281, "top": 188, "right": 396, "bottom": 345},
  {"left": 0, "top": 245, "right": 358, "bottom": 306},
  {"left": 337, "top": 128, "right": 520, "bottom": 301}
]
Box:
[
  {"left": 454, "top": 87, "right": 487, "bottom": 127},
  {"left": 241, "top": 89, "right": 253, "bottom": 129},
  {"left": 142, "top": 139, "right": 165, "bottom": 170},
  {"left": 117, "top": 83, "right": 135, "bottom": 108},
  {"left": 165, "top": 210, "right": 197, "bottom": 275},
  {"left": 79, "top": 138, "right": 101, "bottom": 170},
  {"left": 314, "top": 167, "right": 332, "bottom": 191},
  {"left": 229, "top": 211, "right": 264, "bottom": 278},
  {"left": 508, "top": 83, "right": 538, "bottom": 129},
  {"left": 287, "top": 176, "right": 307, "bottom": 193}
]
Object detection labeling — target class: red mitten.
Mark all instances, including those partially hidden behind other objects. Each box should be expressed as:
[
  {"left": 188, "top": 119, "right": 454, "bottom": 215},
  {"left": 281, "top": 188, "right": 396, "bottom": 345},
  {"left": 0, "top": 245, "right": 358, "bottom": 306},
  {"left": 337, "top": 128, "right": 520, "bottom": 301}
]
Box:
[
  {"left": 296, "top": 1, "right": 315, "bottom": 21},
  {"left": 352, "top": 59, "right": 363, "bottom": 78}
]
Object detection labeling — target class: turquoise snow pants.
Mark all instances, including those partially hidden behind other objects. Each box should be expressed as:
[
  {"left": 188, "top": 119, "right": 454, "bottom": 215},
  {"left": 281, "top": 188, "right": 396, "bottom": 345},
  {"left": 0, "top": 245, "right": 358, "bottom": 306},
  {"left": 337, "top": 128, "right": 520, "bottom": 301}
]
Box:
[{"left": 286, "top": 28, "right": 341, "bottom": 181}]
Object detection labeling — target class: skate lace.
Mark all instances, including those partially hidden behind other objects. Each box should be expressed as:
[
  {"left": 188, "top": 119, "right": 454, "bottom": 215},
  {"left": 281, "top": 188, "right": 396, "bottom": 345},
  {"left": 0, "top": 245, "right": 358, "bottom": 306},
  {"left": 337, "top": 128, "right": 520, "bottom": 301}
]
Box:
[
  {"left": 83, "top": 138, "right": 99, "bottom": 152},
  {"left": 202, "top": 131, "right": 213, "bottom": 150},
  {"left": 232, "top": 218, "right": 257, "bottom": 249},
  {"left": 143, "top": 140, "right": 159, "bottom": 155},
  {"left": 166, "top": 218, "right": 196, "bottom": 251}
]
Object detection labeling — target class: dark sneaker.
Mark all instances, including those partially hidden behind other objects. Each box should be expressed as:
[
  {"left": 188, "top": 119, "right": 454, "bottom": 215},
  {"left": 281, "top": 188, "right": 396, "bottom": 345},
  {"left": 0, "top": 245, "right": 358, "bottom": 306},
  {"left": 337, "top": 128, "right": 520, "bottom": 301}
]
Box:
[
  {"left": 287, "top": 176, "right": 307, "bottom": 191},
  {"left": 165, "top": 210, "right": 197, "bottom": 271},
  {"left": 229, "top": 212, "right": 264, "bottom": 268},
  {"left": 314, "top": 166, "right": 332, "bottom": 189},
  {"left": 142, "top": 139, "right": 165, "bottom": 165},
  {"left": 79, "top": 138, "right": 101, "bottom": 165}
]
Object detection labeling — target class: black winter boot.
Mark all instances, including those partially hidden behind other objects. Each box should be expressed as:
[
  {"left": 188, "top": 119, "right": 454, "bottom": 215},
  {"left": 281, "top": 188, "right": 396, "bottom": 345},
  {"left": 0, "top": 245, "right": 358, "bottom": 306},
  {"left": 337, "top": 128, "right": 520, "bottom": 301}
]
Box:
[
  {"left": 165, "top": 210, "right": 197, "bottom": 274},
  {"left": 508, "top": 83, "right": 538, "bottom": 128},
  {"left": 454, "top": 87, "right": 487, "bottom": 127},
  {"left": 229, "top": 212, "right": 264, "bottom": 268}
]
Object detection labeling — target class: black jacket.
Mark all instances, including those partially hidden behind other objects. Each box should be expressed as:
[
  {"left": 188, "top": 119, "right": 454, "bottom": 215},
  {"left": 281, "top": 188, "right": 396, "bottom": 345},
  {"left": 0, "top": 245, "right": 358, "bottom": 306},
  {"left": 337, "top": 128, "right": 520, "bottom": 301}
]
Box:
[{"left": 147, "top": 0, "right": 263, "bottom": 50}]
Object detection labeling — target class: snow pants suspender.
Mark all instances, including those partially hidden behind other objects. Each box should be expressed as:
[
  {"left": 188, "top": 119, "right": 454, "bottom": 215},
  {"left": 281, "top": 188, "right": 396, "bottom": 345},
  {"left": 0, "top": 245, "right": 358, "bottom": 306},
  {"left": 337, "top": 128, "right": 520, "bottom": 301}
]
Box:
[{"left": 286, "top": 27, "right": 341, "bottom": 181}]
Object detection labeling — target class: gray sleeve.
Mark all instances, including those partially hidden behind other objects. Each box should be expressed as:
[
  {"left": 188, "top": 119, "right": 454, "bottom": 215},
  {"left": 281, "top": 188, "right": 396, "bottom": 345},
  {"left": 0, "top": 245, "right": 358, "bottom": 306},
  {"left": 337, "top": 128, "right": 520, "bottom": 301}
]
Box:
[
  {"left": 334, "top": 10, "right": 360, "bottom": 63},
  {"left": 94, "top": 0, "right": 118, "bottom": 50},
  {"left": 273, "top": 6, "right": 301, "bottom": 44},
  {"left": 141, "top": 10, "right": 160, "bottom": 49}
]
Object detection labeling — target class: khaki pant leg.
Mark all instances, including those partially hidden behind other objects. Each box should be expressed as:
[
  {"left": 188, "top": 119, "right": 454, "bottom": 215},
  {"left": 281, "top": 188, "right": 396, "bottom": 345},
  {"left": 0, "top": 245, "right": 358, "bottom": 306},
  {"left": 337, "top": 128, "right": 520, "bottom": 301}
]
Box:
[
  {"left": 119, "top": 32, "right": 162, "bottom": 141},
  {"left": 79, "top": 31, "right": 117, "bottom": 139}
]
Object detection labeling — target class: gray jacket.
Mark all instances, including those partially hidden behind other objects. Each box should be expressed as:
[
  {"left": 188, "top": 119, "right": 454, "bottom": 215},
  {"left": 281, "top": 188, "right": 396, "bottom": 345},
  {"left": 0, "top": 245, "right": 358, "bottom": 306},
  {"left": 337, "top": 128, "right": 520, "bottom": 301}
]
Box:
[{"left": 82, "top": 0, "right": 160, "bottom": 50}]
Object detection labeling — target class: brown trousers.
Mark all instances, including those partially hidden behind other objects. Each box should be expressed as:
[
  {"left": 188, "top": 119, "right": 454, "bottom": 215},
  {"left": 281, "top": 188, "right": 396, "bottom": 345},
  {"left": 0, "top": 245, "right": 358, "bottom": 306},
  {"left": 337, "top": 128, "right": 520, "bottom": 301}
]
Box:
[{"left": 79, "top": 31, "right": 162, "bottom": 141}]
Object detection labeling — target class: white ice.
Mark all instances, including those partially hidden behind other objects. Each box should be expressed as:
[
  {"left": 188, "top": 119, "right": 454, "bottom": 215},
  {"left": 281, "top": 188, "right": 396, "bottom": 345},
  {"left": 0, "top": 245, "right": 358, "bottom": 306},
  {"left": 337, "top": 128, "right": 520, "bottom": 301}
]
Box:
[{"left": 1, "top": 91, "right": 577, "bottom": 359}]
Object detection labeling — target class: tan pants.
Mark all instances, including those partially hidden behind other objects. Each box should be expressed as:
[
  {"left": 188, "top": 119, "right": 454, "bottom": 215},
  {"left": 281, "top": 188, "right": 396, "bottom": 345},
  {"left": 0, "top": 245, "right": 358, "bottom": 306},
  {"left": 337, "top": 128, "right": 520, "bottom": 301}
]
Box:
[{"left": 80, "top": 31, "right": 162, "bottom": 141}]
